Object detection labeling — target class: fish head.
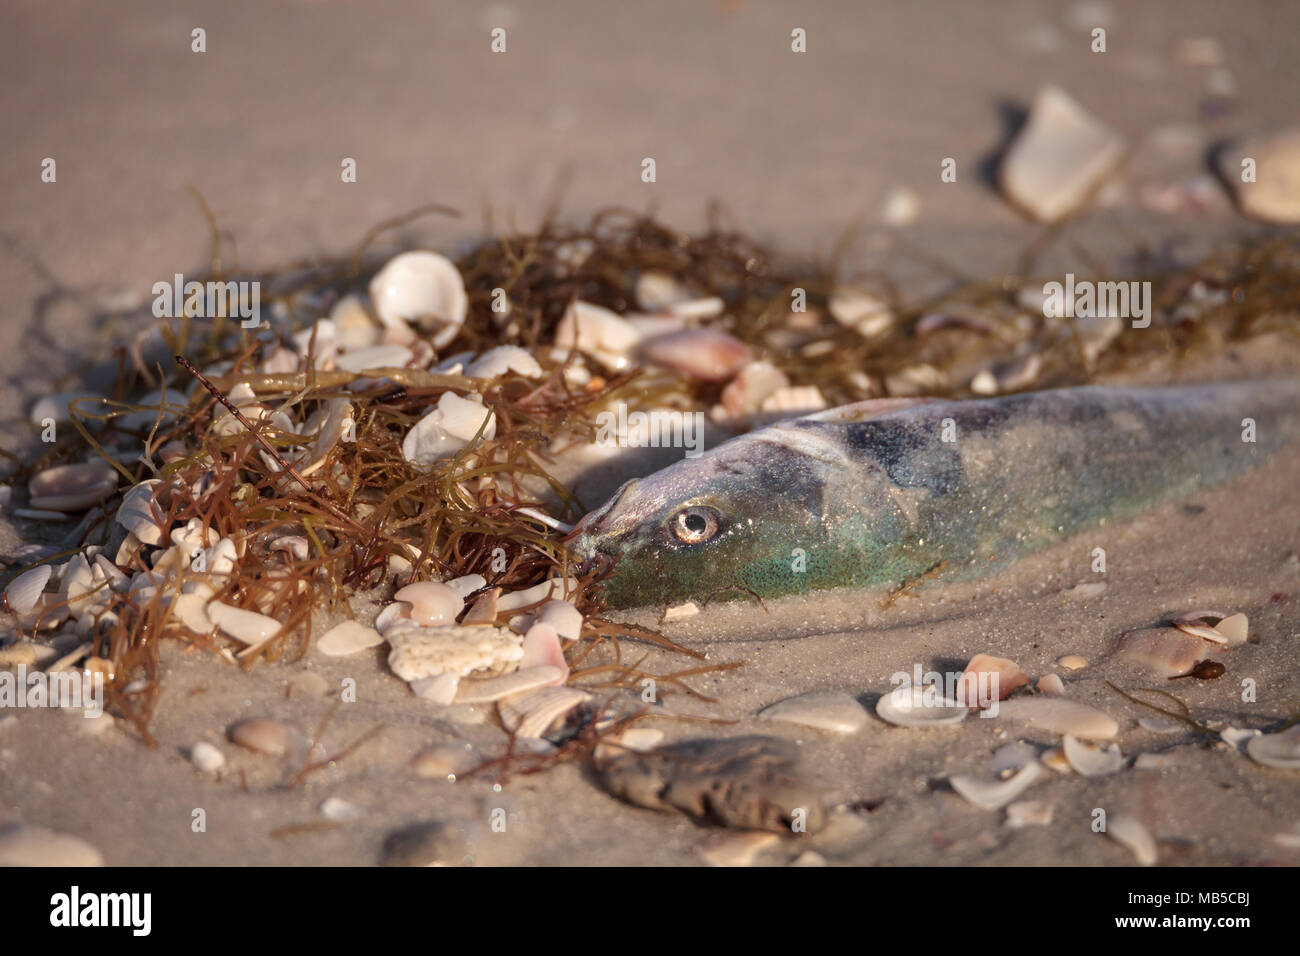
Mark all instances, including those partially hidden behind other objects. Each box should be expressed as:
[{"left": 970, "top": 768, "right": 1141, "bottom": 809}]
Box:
[{"left": 568, "top": 429, "right": 842, "bottom": 608}]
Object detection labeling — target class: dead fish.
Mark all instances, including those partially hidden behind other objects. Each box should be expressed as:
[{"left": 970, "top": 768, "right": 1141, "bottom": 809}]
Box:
[{"left": 569, "top": 382, "right": 1300, "bottom": 609}]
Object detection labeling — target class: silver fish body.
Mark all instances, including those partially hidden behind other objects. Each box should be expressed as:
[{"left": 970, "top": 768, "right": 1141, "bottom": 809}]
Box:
[{"left": 569, "top": 381, "right": 1300, "bottom": 609}]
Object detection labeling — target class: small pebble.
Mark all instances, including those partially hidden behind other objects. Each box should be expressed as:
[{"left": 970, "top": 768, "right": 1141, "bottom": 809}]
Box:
[{"left": 190, "top": 741, "right": 226, "bottom": 773}]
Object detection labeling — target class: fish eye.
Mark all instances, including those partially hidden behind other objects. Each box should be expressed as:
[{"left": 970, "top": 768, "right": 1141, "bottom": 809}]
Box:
[{"left": 670, "top": 506, "right": 721, "bottom": 545}]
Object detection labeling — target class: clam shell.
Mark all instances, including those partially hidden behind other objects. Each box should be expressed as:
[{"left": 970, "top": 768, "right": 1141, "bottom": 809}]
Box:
[
  {"left": 874, "top": 686, "right": 968, "bottom": 728},
  {"left": 116, "top": 480, "right": 169, "bottom": 545},
  {"left": 1245, "top": 725, "right": 1300, "bottom": 769},
  {"left": 393, "top": 581, "right": 464, "bottom": 626},
  {"left": 368, "top": 251, "right": 467, "bottom": 348},
  {"left": 317, "top": 620, "right": 384, "bottom": 657},
  {"left": 445, "top": 574, "right": 487, "bottom": 598},
  {"left": 1062, "top": 734, "right": 1124, "bottom": 776},
  {"left": 208, "top": 602, "right": 282, "bottom": 645},
  {"left": 761, "top": 691, "right": 868, "bottom": 734},
  {"left": 401, "top": 392, "right": 496, "bottom": 467},
  {"left": 189, "top": 741, "right": 226, "bottom": 773},
  {"left": 950, "top": 761, "right": 1046, "bottom": 810},
  {"left": 498, "top": 686, "right": 592, "bottom": 738},
  {"left": 519, "top": 621, "right": 569, "bottom": 681},
  {"left": 27, "top": 462, "right": 118, "bottom": 512},
  {"left": 3, "top": 564, "right": 52, "bottom": 614}
]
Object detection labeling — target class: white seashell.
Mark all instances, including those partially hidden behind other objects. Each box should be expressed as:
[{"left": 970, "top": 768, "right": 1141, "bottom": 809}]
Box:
[
  {"left": 1245, "top": 725, "right": 1300, "bottom": 769},
  {"left": 1106, "top": 814, "right": 1158, "bottom": 865},
  {"left": 465, "top": 345, "right": 543, "bottom": 380},
  {"left": 1214, "top": 612, "right": 1249, "bottom": 645},
  {"left": 717, "top": 361, "right": 790, "bottom": 419},
  {"left": 635, "top": 272, "right": 694, "bottom": 312},
  {"left": 995, "top": 697, "right": 1118, "bottom": 740},
  {"left": 999, "top": 85, "right": 1124, "bottom": 223},
  {"left": 3, "top": 564, "right": 52, "bottom": 614},
  {"left": 116, "top": 480, "right": 168, "bottom": 545},
  {"left": 369, "top": 251, "right": 467, "bottom": 348},
  {"left": 1173, "top": 610, "right": 1245, "bottom": 646},
  {"left": 320, "top": 797, "right": 362, "bottom": 821},
  {"left": 410, "top": 671, "right": 461, "bottom": 705},
  {"left": 880, "top": 185, "right": 920, "bottom": 226},
  {"left": 498, "top": 686, "right": 592, "bottom": 738},
  {"left": 374, "top": 602, "right": 411, "bottom": 636},
  {"left": 402, "top": 392, "right": 496, "bottom": 467},
  {"left": 950, "top": 761, "right": 1046, "bottom": 810},
  {"left": 989, "top": 741, "right": 1040, "bottom": 776},
  {"left": 662, "top": 601, "right": 700, "bottom": 622},
  {"left": 761, "top": 691, "right": 868, "bottom": 734},
  {"left": 1062, "top": 734, "right": 1125, "bottom": 776},
  {"left": 875, "top": 685, "right": 968, "bottom": 728},
  {"left": 60, "top": 553, "right": 96, "bottom": 612},
  {"left": 0, "top": 823, "right": 104, "bottom": 867},
  {"left": 171, "top": 593, "right": 214, "bottom": 635},
  {"left": 189, "top": 741, "right": 226, "bottom": 773},
  {"left": 28, "top": 463, "right": 118, "bottom": 512},
  {"left": 519, "top": 621, "right": 569, "bottom": 682},
  {"left": 29, "top": 391, "right": 109, "bottom": 425},
  {"left": 208, "top": 602, "right": 282, "bottom": 645},
  {"left": 1139, "top": 717, "right": 1181, "bottom": 734},
  {"left": 496, "top": 576, "right": 575, "bottom": 611},
  {"left": 697, "top": 830, "right": 780, "bottom": 867},
  {"left": 333, "top": 344, "right": 414, "bottom": 374},
  {"left": 387, "top": 625, "right": 524, "bottom": 681},
  {"left": 1133, "top": 753, "right": 1176, "bottom": 771},
  {"left": 330, "top": 294, "right": 380, "bottom": 350},
  {"left": 1005, "top": 800, "right": 1054, "bottom": 828},
  {"left": 393, "top": 581, "right": 464, "bottom": 626},
  {"left": 554, "top": 301, "right": 643, "bottom": 370},
  {"left": 829, "top": 288, "right": 894, "bottom": 337},
  {"left": 445, "top": 574, "right": 487, "bottom": 598},
  {"left": 455, "top": 665, "right": 565, "bottom": 704},
  {"left": 1036, "top": 673, "right": 1066, "bottom": 695},
  {"left": 537, "top": 600, "right": 583, "bottom": 640},
  {"left": 317, "top": 620, "right": 384, "bottom": 657}
]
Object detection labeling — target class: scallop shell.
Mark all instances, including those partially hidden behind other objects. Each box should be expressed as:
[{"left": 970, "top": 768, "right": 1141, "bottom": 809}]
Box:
[
  {"left": 1062, "top": 734, "right": 1125, "bottom": 776},
  {"left": 950, "top": 761, "right": 1046, "bottom": 810},
  {"left": 874, "top": 686, "right": 968, "bottom": 728},
  {"left": 368, "top": 251, "right": 467, "bottom": 348},
  {"left": 27, "top": 462, "right": 118, "bottom": 512},
  {"left": 498, "top": 686, "right": 592, "bottom": 738}
]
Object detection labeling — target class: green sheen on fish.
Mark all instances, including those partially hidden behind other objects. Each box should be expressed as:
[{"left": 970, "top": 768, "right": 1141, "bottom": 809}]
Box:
[{"left": 569, "top": 381, "right": 1300, "bottom": 609}]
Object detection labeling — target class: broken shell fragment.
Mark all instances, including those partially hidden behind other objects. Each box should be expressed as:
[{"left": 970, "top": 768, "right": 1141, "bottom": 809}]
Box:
[
  {"left": 464, "top": 345, "right": 543, "bottom": 380},
  {"left": 995, "top": 697, "right": 1118, "bottom": 740},
  {"left": 1106, "top": 814, "right": 1158, "bottom": 865},
  {"left": 393, "top": 581, "right": 464, "bottom": 627},
  {"left": 3, "top": 564, "right": 52, "bottom": 615},
  {"left": 1245, "top": 725, "right": 1300, "bottom": 769},
  {"left": 1062, "top": 734, "right": 1124, "bottom": 776},
  {"left": 554, "top": 301, "right": 643, "bottom": 370},
  {"left": 637, "top": 329, "right": 753, "bottom": 382},
  {"left": 317, "top": 620, "right": 384, "bottom": 657},
  {"left": 229, "top": 718, "right": 304, "bottom": 757},
  {"left": 455, "top": 665, "right": 565, "bottom": 704},
  {"left": 498, "top": 686, "right": 592, "bottom": 738},
  {"left": 1173, "top": 610, "right": 1247, "bottom": 646},
  {"left": 27, "top": 463, "right": 118, "bottom": 512},
  {"left": 950, "top": 761, "right": 1046, "bottom": 810},
  {"left": 401, "top": 392, "right": 496, "bottom": 467},
  {"left": 829, "top": 287, "right": 894, "bottom": 338}
]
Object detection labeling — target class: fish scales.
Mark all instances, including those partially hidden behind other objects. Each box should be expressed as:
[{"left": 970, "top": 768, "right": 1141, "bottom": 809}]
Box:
[{"left": 569, "top": 381, "right": 1300, "bottom": 609}]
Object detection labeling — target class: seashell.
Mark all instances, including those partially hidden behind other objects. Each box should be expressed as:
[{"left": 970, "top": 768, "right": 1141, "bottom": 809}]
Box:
[
  {"left": 496, "top": 576, "right": 575, "bottom": 611},
  {"left": 410, "top": 742, "right": 477, "bottom": 779},
  {"left": 60, "top": 553, "right": 96, "bottom": 611},
  {"left": 455, "top": 665, "right": 565, "bottom": 704},
  {"left": 989, "top": 741, "right": 1040, "bottom": 776},
  {"left": 1219, "top": 725, "right": 1261, "bottom": 752},
  {"left": 29, "top": 391, "right": 109, "bottom": 425},
  {"left": 294, "top": 398, "right": 353, "bottom": 477},
  {"left": 1116, "top": 626, "right": 1204, "bottom": 676},
  {"left": 1245, "top": 725, "right": 1300, "bottom": 769},
  {"left": 464, "top": 345, "right": 543, "bottom": 380},
  {"left": 317, "top": 620, "right": 383, "bottom": 657},
  {"left": 498, "top": 686, "right": 592, "bottom": 738},
  {"left": 410, "top": 671, "right": 460, "bottom": 705},
  {"left": 717, "top": 360, "right": 790, "bottom": 419},
  {"left": 1138, "top": 717, "right": 1181, "bottom": 734},
  {"left": 189, "top": 741, "right": 226, "bottom": 773},
  {"left": 229, "top": 717, "right": 304, "bottom": 757},
  {"left": 914, "top": 312, "right": 994, "bottom": 336},
  {"left": 637, "top": 329, "right": 752, "bottom": 382},
  {"left": 368, "top": 251, "right": 467, "bottom": 348},
  {"left": 999, "top": 84, "right": 1124, "bottom": 223},
  {"left": 950, "top": 761, "right": 1046, "bottom": 811},
  {"left": 1005, "top": 800, "right": 1054, "bottom": 828},
  {"left": 460, "top": 587, "right": 500, "bottom": 626},
  {"left": 635, "top": 272, "right": 695, "bottom": 312},
  {"left": 208, "top": 602, "right": 282, "bottom": 645},
  {"left": 662, "top": 601, "right": 700, "bottom": 622},
  {"left": 1172, "top": 610, "right": 1245, "bottom": 646},
  {"left": 1040, "top": 747, "right": 1071, "bottom": 773},
  {"left": 386, "top": 625, "right": 524, "bottom": 681},
  {"left": 393, "top": 581, "right": 464, "bottom": 626},
  {"left": 320, "top": 797, "right": 362, "bottom": 821},
  {"left": 1036, "top": 673, "right": 1066, "bottom": 695},
  {"left": 330, "top": 294, "right": 380, "bottom": 350},
  {"left": 554, "top": 301, "right": 643, "bottom": 370},
  {"left": 519, "top": 621, "right": 569, "bottom": 682},
  {"left": 874, "top": 685, "right": 968, "bottom": 728},
  {"left": 1057, "top": 654, "right": 1088, "bottom": 670},
  {"left": 0, "top": 823, "right": 104, "bottom": 867},
  {"left": 666, "top": 296, "right": 725, "bottom": 320},
  {"left": 445, "top": 574, "right": 487, "bottom": 598},
  {"left": 402, "top": 392, "right": 496, "bottom": 467},
  {"left": 537, "top": 599, "right": 583, "bottom": 640},
  {"left": 760, "top": 691, "right": 868, "bottom": 734},
  {"left": 1062, "top": 734, "right": 1124, "bottom": 776},
  {"left": 116, "top": 480, "right": 169, "bottom": 545},
  {"left": 3, "top": 564, "right": 52, "bottom": 614},
  {"left": 995, "top": 697, "right": 1118, "bottom": 740},
  {"left": 829, "top": 287, "right": 894, "bottom": 338},
  {"left": 1106, "top": 814, "right": 1158, "bottom": 865},
  {"left": 1217, "top": 128, "right": 1300, "bottom": 224},
  {"left": 170, "top": 593, "right": 214, "bottom": 635},
  {"left": 333, "top": 344, "right": 414, "bottom": 374},
  {"left": 27, "top": 462, "right": 118, "bottom": 512},
  {"left": 954, "top": 653, "right": 1027, "bottom": 706},
  {"left": 1133, "top": 753, "right": 1176, "bottom": 771},
  {"left": 880, "top": 185, "right": 920, "bottom": 226},
  {"left": 697, "top": 830, "right": 781, "bottom": 867},
  {"left": 375, "top": 602, "right": 413, "bottom": 636},
  {"left": 758, "top": 385, "right": 827, "bottom": 417}
]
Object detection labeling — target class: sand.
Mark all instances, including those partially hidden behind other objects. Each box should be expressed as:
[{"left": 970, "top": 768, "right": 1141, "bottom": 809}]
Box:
[{"left": 2, "top": 0, "right": 1300, "bottom": 866}]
